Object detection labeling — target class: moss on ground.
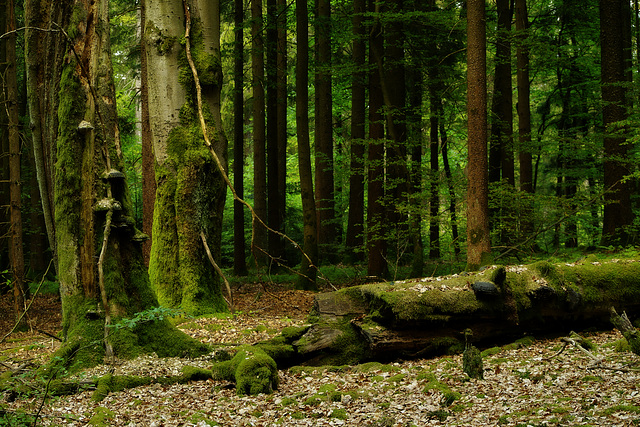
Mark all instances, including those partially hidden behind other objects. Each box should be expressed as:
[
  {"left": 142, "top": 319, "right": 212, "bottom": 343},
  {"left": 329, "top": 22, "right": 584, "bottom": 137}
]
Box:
[{"left": 210, "top": 345, "right": 279, "bottom": 396}]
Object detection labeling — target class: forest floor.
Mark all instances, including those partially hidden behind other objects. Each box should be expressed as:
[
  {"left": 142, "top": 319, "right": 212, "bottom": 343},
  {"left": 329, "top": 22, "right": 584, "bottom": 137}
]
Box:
[{"left": 1, "top": 283, "right": 640, "bottom": 426}]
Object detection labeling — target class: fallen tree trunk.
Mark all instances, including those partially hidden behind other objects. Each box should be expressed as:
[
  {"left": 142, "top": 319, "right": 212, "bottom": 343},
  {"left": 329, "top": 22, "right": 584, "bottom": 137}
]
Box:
[{"left": 280, "top": 258, "right": 640, "bottom": 365}]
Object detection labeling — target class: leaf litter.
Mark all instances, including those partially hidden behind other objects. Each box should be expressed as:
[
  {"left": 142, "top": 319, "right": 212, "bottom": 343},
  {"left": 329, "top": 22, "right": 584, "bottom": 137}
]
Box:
[{"left": 2, "top": 287, "right": 640, "bottom": 426}]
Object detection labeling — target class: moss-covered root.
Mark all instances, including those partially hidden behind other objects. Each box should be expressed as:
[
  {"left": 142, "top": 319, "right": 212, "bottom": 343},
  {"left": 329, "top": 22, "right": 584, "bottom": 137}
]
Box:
[
  {"left": 610, "top": 307, "right": 640, "bottom": 356},
  {"left": 211, "top": 345, "right": 279, "bottom": 396}
]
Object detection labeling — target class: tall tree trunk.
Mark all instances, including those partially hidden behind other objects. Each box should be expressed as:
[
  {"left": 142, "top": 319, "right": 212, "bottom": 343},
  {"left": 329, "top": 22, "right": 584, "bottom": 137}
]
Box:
[
  {"left": 276, "top": 0, "right": 288, "bottom": 263},
  {"left": 6, "top": 0, "right": 27, "bottom": 329},
  {"left": 266, "top": 0, "right": 283, "bottom": 265},
  {"left": 367, "top": 4, "right": 387, "bottom": 278},
  {"left": 252, "top": 0, "right": 268, "bottom": 265},
  {"left": 145, "top": 0, "right": 228, "bottom": 315},
  {"left": 0, "top": 0, "right": 9, "bottom": 283},
  {"left": 407, "top": 67, "right": 424, "bottom": 277},
  {"left": 466, "top": 0, "right": 491, "bottom": 270},
  {"left": 441, "top": 115, "right": 461, "bottom": 257},
  {"left": 296, "top": 0, "right": 318, "bottom": 290},
  {"left": 345, "top": 0, "right": 366, "bottom": 261},
  {"left": 515, "top": 0, "right": 534, "bottom": 241},
  {"left": 600, "top": 0, "right": 634, "bottom": 245},
  {"left": 428, "top": 84, "right": 440, "bottom": 260},
  {"left": 25, "top": 0, "right": 58, "bottom": 275},
  {"left": 140, "top": 0, "right": 155, "bottom": 267},
  {"left": 24, "top": 0, "right": 207, "bottom": 368},
  {"left": 233, "top": 0, "right": 247, "bottom": 275},
  {"left": 315, "top": 0, "right": 339, "bottom": 259},
  {"left": 488, "top": 0, "right": 514, "bottom": 245}
]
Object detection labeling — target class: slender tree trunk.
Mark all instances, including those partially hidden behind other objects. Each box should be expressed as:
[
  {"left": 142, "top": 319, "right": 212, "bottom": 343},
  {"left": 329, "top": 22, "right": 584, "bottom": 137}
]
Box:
[
  {"left": 407, "top": 67, "right": 424, "bottom": 277},
  {"left": 25, "top": 0, "right": 58, "bottom": 275},
  {"left": 315, "top": 0, "right": 339, "bottom": 259},
  {"left": 428, "top": 85, "right": 440, "bottom": 260},
  {"left": 345, "top": 0, "right": 366, "bottom": 261},
  {"left": 515, "top": 0, "right": 534, "bottom": 241},
  {"left": 140, "top": 0, "right": 155, "bottom": 267},
  {"left": 140, "top": 0, "right": 157, "bottom": 267},
  {"left": 600, "top": 0, "right": 634, "bottom": 245},
  {"left": 466, "top": 0, "right": 491, "bottom": 270},
  {"left": 6, "top": 0, "right": 27, "bottom": 329},
  {"left": 296, "top": 0, "right": 318, "bottom": 290},
  {"left": 276, "top": 0, "right": 288, "bottom": 262},
  {"left": 252, "top": 0, "right": 268, "bottom": 265},
  {"left": 441, "top": 116, "right": 461, "bottom": 257},
  {"left": 367, "top": 4, "right": 387, "bottom": 278},
  {"left": 0, "top": 0, "right": 9, "bottom": 281},
  {"left": 266, "top": 0, "right": 283, "bottom": 265},
  {"left": 233, "top": 0, "right": 247, "bottom": 275}
]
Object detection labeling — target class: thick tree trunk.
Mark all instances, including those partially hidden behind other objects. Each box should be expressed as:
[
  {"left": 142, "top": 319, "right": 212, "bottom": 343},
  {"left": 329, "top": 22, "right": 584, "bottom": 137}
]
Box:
[
  {"left": 23, "top": 0, "right": 209, "bottom": 370},
  {"left": 286, "top": 259, "right": 640, "bottom": 365},
  {"left": 466, "top": 0, "right": 491, "bottom": 270},
  {"left": 145, "top": 0, "right": 228, "bottom": 315},
  {"left": 296, "top": 0, "right": 318, "bottom": 290}
]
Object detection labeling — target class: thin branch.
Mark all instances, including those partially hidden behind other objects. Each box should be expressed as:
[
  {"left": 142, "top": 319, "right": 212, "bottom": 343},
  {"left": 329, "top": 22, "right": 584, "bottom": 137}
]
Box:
[
  {"left": 200, "top": 231, "right": 234, "bottom": 312},
  {"left": 181, "top": 0, "right": 332, "bottom": 290},
  {"left": 0, "top": 259, "right": 53, "bottom": 345}
]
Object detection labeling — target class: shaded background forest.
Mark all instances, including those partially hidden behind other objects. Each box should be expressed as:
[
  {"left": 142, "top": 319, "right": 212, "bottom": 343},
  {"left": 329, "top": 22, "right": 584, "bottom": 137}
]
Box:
[{"left": 1, "top": 0, "right": 639, "bottom": 292}]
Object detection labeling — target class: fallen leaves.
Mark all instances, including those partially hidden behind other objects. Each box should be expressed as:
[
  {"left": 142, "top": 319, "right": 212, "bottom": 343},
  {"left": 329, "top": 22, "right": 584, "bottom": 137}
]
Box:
[{"left": 2, "top": 289, "right": 640, "bottom": 426}]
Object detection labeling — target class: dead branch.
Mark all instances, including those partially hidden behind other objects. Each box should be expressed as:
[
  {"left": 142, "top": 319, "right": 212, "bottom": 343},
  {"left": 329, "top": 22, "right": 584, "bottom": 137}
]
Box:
[{"left": 200, "top": 231, "right": 234, "bottom": 312}]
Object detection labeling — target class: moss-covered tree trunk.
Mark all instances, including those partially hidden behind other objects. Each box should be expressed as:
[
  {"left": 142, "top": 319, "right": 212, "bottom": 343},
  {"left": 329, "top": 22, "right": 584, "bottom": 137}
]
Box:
[
  {"left": 145, "top": 0, "right": 228, "bottom": 315},
  {"left": 25, "top": 0, "right": 208, "bottom": 371}
]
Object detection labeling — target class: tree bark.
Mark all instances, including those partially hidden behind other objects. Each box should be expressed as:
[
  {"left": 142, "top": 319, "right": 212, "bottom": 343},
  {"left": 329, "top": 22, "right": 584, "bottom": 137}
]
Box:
[
  {"left": 466, "top": 0, "right": 491, "bottom": 270},
  {"left": 367, "top": 3, "right": 387, "bottom": 278},
  {"left": 25, "top": 0, "right": 59, "bottom": 275},
  {"left": 6, "top": 0, "right": 27, "bottom": 329},
  {"left": 252, "top": 0, "right": 268, "bottom": 265},
  {"left": 23, "top": 0, "right": 208, "bottom": 369},
  {"left": 515, "top": 0, "right": 534, "bottom": 241},
  {"left": 296, "top": 0, "right": 318, "bottom": 290},
  {"left": 233, "top": 0, "right": 247, "bottom": 275},
  {"left": 345, "top": 0, "right": 366, "bottom": 261},
  {"left": 140, "top": 0, "right": 155, "bottom": 267},
  {"left": 600, "top": 0, "right": 634, "bottom": 245},
  {"left": 145, "top": 0, "right": 228, "bottom": 315},
  {"left": 315, "top": 0, "right": 339, "bottom": 260}
]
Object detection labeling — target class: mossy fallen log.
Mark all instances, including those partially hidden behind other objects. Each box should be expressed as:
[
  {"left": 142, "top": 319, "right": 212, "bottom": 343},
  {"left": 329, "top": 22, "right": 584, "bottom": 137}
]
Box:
[{"left": 287, "top": 258, "right": 640, "bottom": 365}]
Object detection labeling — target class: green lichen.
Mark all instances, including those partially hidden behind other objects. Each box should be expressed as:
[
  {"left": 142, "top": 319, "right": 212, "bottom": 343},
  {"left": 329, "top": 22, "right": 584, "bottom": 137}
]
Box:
[{"left": 145, "top": 21, "right": 177, "bottom": 56}]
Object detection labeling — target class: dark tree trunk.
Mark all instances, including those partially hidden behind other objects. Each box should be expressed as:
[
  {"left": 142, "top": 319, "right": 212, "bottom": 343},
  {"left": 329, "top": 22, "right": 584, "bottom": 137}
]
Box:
[
  {"left": 296, "top": 0, "right": 318, "bottom": 290},
  {"left": 315, "top": 0, "right": 339, "bottom": 260},
  {"left": 440, "top": 117, "right": 461, "bottom": 257},
  {"left": 276, "top": 0, "right": 288, "bottom": 262},
  {"left": 6, "top": 0, "right": 27, "bottom": 328},
  {"left": 266, "top": 0, "right": 284, "bottom": 265},
  {"left": 428, "top": 85, "right": 440, "bottom": 260},
  {"left": 407, "top": 67, "right": 424, "bottom": 277},
  {"left": 367, "top": 2, "right": 387, "bottom": 278},
  {"left": 233, "top": 0, "right": 247, "bottom": 275},
  {"left": 252, "top": 0, "right": 268, "bottom": 264},
  {"left": 600, "top": 0, "right": 634, "bottom": 245},
  {"left": 345, "top": 0, "right": 366, "bottom": 261},
  {"left": 515, "top": 0, "right": 534, "bottom": 241},
  {"left": 466, "top": 0, "right": 491, "bottom": 270},
  {"left": 0, "top": 0, "right": 9, "bottom": 282}
]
